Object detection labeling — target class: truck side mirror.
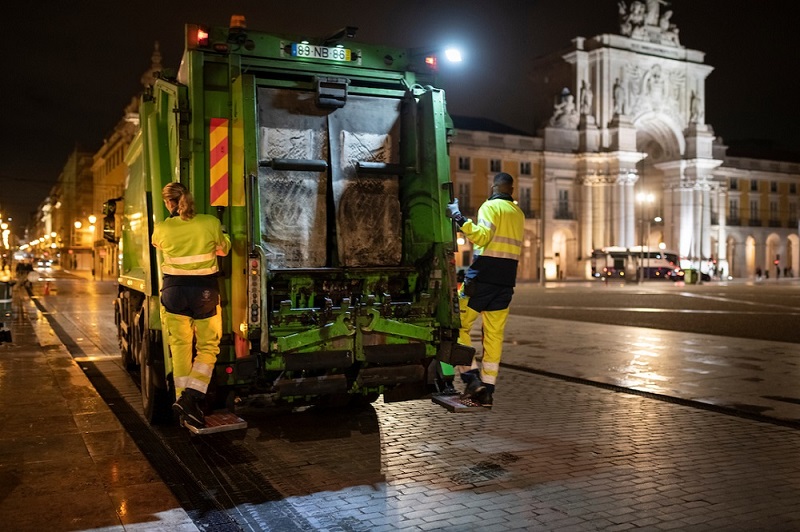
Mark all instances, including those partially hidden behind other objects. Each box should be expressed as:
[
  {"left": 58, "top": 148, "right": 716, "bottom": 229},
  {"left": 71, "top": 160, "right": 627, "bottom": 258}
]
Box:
[{"left": 102, "top": 199, "right": 118, "bottom": 243}]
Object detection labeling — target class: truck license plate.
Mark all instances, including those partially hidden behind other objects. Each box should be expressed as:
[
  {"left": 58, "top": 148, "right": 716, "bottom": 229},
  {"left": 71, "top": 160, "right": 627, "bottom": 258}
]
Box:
[{"left": 290, "top": 42, "right": 351, "bottom": 62}]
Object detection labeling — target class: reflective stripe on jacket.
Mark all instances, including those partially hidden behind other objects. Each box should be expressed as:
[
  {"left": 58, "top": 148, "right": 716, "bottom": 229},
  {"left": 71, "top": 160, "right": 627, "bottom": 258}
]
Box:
[
  {"left": 461, "top": 196, "right": 524, "bottom": 261},
  {"left": 461, "top": 195, "right": 525, "bottom": 287},
  {"left": 152, "top": 214, "right": 231, "bottom": 276}
]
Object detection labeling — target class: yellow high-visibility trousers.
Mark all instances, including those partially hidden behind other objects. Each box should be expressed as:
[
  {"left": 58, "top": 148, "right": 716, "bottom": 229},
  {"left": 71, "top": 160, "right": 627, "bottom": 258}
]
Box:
[
  {"left": 458, "top": 300, "right": 510, "bottom": 386},
  {"left": 163, "top": 307, "right": 221, "bottom": 397}
]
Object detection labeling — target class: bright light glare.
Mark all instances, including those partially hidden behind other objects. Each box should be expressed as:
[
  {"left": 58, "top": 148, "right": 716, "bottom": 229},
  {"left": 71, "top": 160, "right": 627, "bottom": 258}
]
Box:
[
  {"left": 444, "top": 48, "right": 462, "bottom": 62},
  {"left": 637, "top": 192, "right": 655, "bottom": 203}
]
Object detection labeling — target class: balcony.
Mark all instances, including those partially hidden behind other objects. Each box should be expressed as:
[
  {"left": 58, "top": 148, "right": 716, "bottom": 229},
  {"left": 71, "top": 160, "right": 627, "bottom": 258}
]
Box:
[
  {"left": 727, "top": 217, "right": 741, "bottom": 226},
  {"left": 748, "top": 219, "right": 762, "bottom": 227},
  {"left": 768, "top": 219, "right": 783, "bottom": 228}
]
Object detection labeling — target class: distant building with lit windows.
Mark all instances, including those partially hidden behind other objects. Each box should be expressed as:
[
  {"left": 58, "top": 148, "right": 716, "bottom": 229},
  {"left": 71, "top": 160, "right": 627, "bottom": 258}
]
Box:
[{"left": 449, "top": 3, "right": 800, "bottom": 281}]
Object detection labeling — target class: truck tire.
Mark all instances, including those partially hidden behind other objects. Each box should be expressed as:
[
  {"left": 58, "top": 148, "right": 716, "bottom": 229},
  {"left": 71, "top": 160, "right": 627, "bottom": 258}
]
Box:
[
  {"left": 140, "top": 328, "right": 173, "bottom": 424},
  {"left": 116, "top": 295, "right": 136, "bottom": 370}
]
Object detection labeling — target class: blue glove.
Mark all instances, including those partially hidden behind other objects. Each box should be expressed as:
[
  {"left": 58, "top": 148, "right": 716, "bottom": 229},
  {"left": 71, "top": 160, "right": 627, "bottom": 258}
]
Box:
[{"left": 445, "top": 199, "right": 462, "bottom": 220}]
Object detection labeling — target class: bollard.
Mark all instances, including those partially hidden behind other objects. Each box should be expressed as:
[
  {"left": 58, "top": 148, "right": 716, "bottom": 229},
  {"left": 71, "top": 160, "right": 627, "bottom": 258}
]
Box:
[{"left": 44, "top": 281, "right": 50, "bottom": 295}]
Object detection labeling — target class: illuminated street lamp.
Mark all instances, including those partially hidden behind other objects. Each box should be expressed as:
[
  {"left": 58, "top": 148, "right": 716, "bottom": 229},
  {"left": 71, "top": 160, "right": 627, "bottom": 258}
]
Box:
[
  {"left": 444, "top": 47, "right": 462, "bottom": 63},
  {"left": 88, "top": 215, "right": 97, "bottom": 279}
]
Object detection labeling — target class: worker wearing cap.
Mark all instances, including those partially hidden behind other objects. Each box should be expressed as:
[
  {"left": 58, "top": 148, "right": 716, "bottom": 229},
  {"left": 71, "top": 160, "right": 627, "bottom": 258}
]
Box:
[
  {"left": 445, "top": 172, "right": 525, "bottom": 407},
  {"left": 152, "top": 182, "right": 231, "bottom": 428}
]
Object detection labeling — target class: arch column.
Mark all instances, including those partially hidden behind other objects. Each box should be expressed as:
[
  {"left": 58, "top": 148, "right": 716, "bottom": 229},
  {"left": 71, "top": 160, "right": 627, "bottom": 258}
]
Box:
[{"left": 579, "top": 179, "right": 593, "bottom": 254}]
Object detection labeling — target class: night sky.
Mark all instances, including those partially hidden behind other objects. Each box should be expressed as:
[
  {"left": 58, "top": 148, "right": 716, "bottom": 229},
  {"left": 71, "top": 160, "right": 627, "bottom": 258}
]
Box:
[{"left": 2, "top": 0, "right": 796, "bottom": 235}]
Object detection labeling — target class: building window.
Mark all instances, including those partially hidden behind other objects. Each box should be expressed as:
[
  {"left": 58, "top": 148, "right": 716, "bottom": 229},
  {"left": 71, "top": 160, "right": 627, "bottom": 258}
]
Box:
[
  {"left": 769, "top": 200, "right": 779, "bottom": 222},
  {"left": 729, "top": 198, "right": 739, "bottom": 224},
  {"left": 490, "top": 159, "right": 502, "bottom": 173},
  {"left": 791, "top": 183, "right": 797, "bottom": 194},
  {"left": 520, "top": 161, "right": 531, "bottom": 175},
  {"left": 457, "top": 183, "right": 471, "bottom": 213},
  {"left": 789, "top": 203, "right": 797, "bottom": 225},
  {"left": 519, "top": 186, "right": 532, "bottom": 216},
  {"left": 458, "top": 156, "right": 471, "bottom": 171},
  {"left": 729, "top": 178, "right": 738, "bottom": 191},
  {"left": 770, "top": 181, "right": 778, "bottom": 193},
  {"left": 555, "top": 189, "right": 571, "bottom": 219},
  {"left": 750, "top": 179, "right": 758, "bottom": 192},
  {"left": 749, "top": 199, "right": 760, "bottom": 225}
]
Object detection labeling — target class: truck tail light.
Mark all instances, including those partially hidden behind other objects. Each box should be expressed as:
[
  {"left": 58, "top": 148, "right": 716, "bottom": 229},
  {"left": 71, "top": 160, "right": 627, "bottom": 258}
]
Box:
[{"left": 187, "top": 24, "right": 211, "bottom": 50}]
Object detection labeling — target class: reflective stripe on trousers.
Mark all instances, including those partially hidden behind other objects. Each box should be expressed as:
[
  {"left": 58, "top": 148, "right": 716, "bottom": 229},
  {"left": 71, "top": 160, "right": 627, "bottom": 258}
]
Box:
[
  {"left": 162, "top": 305, "right": 222, "bottom": 396},
  {"left": 457, "top": 297, "right": 509, "bottom": 386}
]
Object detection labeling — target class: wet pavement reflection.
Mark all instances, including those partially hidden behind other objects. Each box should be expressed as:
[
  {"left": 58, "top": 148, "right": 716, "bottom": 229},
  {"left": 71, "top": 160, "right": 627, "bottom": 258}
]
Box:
[{"left": 501, "top": 314, "right": 800, "bottom": 421}]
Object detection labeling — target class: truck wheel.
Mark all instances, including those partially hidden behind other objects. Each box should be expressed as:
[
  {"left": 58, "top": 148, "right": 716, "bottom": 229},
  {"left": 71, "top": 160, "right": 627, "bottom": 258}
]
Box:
[
  {"left": 117, "top": 297, "right": 136, "bottom": 370},
  {"left": 140, "top": 329, "right": 173, "bottom": 424}
]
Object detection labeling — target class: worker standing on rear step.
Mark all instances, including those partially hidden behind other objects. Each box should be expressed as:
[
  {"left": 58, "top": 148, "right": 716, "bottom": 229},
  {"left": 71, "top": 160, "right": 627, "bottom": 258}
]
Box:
[
  {"left": 445, "top": 172, "right": 525, "bottom": 407},
  {"left": 152, "top": 182, "right": 231, "bottom": 428}
]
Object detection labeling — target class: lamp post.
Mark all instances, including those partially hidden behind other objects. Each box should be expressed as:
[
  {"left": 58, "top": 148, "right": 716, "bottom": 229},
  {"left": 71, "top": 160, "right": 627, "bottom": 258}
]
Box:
[
  {"left": 88, "top": 215, "right": 97, "bottom": 279},
  {"left": 0, "top": 221, "right": 9, "bottom": 274},
  {"left": 637, "top": 192, "right": 654, "bottom": 283}
]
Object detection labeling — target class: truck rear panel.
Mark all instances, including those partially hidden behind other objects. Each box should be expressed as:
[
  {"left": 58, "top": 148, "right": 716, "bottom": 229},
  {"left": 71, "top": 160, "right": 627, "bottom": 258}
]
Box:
[{"left": 116, "top": 17, "right": 474, "bottom": 420}]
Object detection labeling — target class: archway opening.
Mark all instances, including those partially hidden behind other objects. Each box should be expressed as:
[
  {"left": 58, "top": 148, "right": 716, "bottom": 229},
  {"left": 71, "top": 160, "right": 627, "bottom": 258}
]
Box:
[{"left": 746, "top": 236, "right": 756, "bottom": 278}]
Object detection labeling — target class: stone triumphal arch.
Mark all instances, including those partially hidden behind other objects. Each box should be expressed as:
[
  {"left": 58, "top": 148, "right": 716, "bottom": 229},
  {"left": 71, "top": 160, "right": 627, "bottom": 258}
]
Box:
[{"left": 449, "top": 2, "right": 799, "bottom": 281}]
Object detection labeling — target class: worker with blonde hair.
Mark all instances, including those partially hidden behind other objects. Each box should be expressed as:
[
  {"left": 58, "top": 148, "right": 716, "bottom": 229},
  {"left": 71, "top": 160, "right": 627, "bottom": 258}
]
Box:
[{"left": 152, "top": 182, "right": 231, "bottom": 428}]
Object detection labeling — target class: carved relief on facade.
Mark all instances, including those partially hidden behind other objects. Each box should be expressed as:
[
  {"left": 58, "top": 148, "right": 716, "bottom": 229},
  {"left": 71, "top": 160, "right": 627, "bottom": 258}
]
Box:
[
  {"left": 579, "top": 171, "right": 635, "bottom": 186},
  {"left": 618, "top": 0, "right": 680, "bottom": 46},
  {"left": 579, "top": 80, "right": 594, "bottom": 116},
  {"left": 622, "top": 63, "right": 685, "bottom": 123},
  {"left": 548, "top": 88, "right": 580, "bottom": 129}
]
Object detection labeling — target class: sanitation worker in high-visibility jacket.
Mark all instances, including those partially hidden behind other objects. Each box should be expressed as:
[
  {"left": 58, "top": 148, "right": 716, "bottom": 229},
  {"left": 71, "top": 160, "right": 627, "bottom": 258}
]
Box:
[
  {"left": 152, "top": 182, "right": 231, "bottom": 428},
  {"left": 445, "top": 172, "right": 525, "bottom": 407}
]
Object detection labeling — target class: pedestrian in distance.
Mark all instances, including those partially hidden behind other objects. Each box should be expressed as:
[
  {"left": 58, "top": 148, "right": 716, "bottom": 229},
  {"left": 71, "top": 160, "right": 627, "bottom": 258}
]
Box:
[
  {"left": 445, "top": 172, "right": 525, "bottom": 407},
  {"left": 152, "top": 182, "right": 231, "bottom": 428}
]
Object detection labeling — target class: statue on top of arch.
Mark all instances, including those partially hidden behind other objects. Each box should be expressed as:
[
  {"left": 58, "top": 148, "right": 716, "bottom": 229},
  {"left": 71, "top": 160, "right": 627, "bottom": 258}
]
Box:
[{"left": 618, "top": 0, "right": 681, "bottom": 46}]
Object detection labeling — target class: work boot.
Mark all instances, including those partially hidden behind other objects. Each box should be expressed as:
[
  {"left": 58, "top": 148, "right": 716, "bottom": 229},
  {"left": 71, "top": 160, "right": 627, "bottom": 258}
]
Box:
[
  {"left": 459, "top": 369, "right": 480, "bottom": 385},
  {"left": 461, "top": 378, "right": 494, "bottom": 408},
  {"left": 173, "top": 389, "right": 206, "bottom": 428}
]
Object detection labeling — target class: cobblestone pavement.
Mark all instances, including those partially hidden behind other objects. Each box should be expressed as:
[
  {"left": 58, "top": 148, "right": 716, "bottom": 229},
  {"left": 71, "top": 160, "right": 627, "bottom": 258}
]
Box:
[
  {"left": 4, "top": 277, "right": 800, "bottom": 531},
  {"left": 222, "top": 367, "right": 800, "bottom": 531},
  {"left": 500, "top": 314, "right": 800, "bottom": 423}
]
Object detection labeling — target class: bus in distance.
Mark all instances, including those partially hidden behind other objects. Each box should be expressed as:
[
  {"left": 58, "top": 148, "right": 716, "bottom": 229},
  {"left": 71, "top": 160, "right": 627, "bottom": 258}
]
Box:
[{"left": 591, "top": 246, "right": 684, "bottom": 281}]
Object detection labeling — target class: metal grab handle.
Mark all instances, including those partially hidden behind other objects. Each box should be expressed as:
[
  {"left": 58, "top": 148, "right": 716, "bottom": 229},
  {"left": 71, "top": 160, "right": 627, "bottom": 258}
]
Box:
[
  {"left": 355, "top": 162, "right": 404, "bottom": 176},
  {"left": 247, "top": 173, "right": 257, "bottom": 255},
  {"left": 258, "top": 158, "right": 328, "bottom": 171}
]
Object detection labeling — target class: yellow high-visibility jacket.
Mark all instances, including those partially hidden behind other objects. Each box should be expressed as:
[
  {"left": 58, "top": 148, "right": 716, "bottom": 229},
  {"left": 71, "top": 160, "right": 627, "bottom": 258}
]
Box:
[
  {"left": 152, "top": 214, "right": 231, "bottom": 277},
  {"left": 461, "top": 194, "right": 525, "bottom": 286}
]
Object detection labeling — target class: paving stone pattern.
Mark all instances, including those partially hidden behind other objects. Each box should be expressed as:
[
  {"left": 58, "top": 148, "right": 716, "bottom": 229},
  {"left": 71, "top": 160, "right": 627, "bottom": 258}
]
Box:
[{"left": 222, "top": 370, "right": 800, "bottom": 531}]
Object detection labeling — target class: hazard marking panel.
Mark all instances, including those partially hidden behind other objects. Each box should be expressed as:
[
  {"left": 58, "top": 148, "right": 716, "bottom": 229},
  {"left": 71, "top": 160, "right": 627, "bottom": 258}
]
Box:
[{"left": 209, "top": 118, "right": 229, "bottom": 206}]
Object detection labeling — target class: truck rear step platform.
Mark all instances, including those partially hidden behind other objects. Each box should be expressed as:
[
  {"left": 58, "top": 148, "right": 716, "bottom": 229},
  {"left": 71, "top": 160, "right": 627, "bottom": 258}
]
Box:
[
  {"left": 183, "top": 411, "right": 247, "bottom": 435},
  {"left": 432, "top": 393, "right": 492, "bottom": 412}
]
